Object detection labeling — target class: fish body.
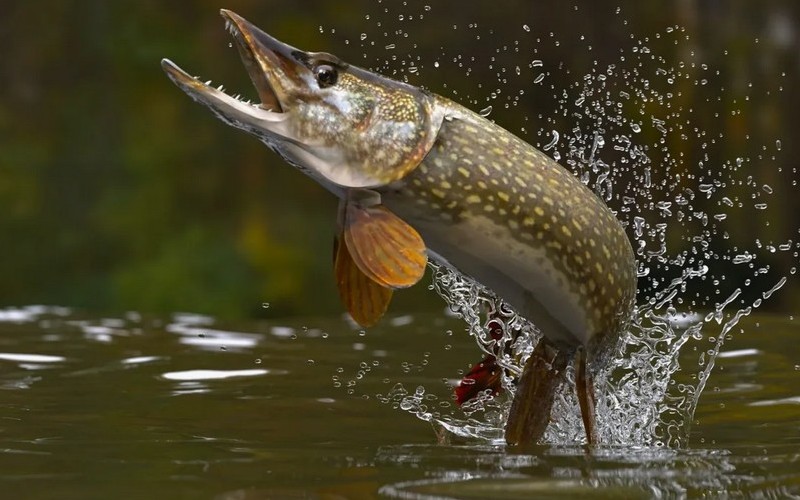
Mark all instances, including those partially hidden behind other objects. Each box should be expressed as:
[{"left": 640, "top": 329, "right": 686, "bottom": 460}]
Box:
[
  {"left": 381, "top": 97, "right": 635, "bottom": 350},
  {"left": 162, "top": 10, "right": 637, "bottom": 445}
]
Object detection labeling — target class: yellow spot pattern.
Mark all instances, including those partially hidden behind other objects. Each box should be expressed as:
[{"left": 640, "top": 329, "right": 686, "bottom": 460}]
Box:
[{"left": 396, "top": 99, "right": 637, "bottom": 341}]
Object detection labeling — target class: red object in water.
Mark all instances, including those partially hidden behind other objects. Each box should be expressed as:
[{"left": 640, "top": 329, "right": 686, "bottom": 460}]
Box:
[
  {"left": 454, "top": 354, "right": 503, "bottom": 405},
  {"left": 454, "top": 318, "right": 505, "bottom": 406}
]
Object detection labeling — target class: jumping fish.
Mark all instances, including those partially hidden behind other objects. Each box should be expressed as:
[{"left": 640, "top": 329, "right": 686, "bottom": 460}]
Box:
[{"left": 161, "top": 10, "right": 637, "bottom": 445}]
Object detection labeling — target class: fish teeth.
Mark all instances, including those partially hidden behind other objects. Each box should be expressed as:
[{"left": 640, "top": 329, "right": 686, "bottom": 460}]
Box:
[
  {"left": 193, "top": 69, "right": 249, "bottom": 103},
  {"left": 224, "top": 19, "right": 240, "bottom": 39}
]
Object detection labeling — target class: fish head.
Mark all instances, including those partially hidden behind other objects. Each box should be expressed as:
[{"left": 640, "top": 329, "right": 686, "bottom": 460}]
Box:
[{"left": 162, "top": 9, "right": 443, "bottom": 192}]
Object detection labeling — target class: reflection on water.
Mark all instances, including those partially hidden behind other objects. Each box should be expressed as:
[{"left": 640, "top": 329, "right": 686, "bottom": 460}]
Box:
[
  {"left": 0, "top": 306, "right": 798, "bottom": 498},
  {"left": 0, "top": 353, "right": 66, "bottom": 364},
  {"left": 161, "top": 369, "right": 272, "bottom": 381},
  {"left": 377, "top": 444, "right": 800, "bottom": 499}
]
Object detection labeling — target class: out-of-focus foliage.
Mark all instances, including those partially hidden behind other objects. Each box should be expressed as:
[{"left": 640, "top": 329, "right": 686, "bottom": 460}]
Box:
[{"left": 0, "top": 0, "right": 797, "bottom": 318}]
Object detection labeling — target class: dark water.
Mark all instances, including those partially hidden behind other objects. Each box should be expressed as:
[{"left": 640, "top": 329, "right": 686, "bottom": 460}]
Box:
[{"left": 1, "top": 306, "right": 798, "bottom": 498}]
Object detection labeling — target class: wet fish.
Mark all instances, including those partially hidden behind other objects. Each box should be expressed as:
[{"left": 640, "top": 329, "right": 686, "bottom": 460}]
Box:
[{"left": 161, "top": 10, "right": 637, "bottom": 446}]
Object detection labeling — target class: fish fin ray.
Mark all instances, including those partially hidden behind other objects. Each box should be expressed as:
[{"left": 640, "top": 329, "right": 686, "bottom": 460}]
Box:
[
  {"left": 334, "top": 234, "right": 393, "bottom": 327},
  {"left": 343, "top": 197, "right": 427, "bottom": 289}
]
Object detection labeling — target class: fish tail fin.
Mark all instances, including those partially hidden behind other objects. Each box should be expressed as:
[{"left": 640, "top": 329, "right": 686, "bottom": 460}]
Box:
[
  {"left": 504, "top": 338, "right": 570, "bottom": 446},
  {"left": 575, "top": 346, "right": 598, "bottom": 445}
]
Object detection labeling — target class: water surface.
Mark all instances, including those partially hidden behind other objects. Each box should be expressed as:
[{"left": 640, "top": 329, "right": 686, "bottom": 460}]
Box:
[{"left": 1, "top": 306, "right": 798, "bottom": 498}]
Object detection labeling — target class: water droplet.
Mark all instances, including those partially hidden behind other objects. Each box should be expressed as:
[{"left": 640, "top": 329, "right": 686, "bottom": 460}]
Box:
[{"left": 543, "top": 129, "right": 560, "bottom": 151}]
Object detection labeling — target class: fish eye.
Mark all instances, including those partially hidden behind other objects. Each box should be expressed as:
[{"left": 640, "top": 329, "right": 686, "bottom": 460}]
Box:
[{"left": 314, "top": 64, "right": 338, "bottom": 88}]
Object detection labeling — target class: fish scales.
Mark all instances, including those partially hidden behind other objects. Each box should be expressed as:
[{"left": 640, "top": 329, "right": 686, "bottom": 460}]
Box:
[{"left": 383, "top": 97, "right": 636, "bottom": 348}]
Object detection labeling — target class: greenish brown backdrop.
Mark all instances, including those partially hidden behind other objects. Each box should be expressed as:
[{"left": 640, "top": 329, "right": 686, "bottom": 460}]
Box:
[{"left": 1, "top": 0, "right": 797, "bottom": 319}]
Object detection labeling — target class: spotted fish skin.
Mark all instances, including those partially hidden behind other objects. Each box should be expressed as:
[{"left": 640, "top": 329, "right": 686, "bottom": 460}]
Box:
[{"left": 381, "top": 97, "right": 636, "bottom": 350}]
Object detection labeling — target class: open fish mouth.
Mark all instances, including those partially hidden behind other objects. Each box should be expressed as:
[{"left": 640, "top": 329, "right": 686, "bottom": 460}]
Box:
[
  {"left": 217, "top": 8, "right": 289, "bottom": 113},
  {"left": 161, "top": 9, "right": 305, "bottom": 128}
]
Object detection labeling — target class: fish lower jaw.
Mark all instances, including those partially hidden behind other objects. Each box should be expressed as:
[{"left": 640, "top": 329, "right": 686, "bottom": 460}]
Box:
[{"left": 161, "top": 59, "right": 284, "bottom": 123}]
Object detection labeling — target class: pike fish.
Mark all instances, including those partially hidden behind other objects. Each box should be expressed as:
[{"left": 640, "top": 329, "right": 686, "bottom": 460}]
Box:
[{"left": 162, "top": 10, "right": 637, "bottom": 446}]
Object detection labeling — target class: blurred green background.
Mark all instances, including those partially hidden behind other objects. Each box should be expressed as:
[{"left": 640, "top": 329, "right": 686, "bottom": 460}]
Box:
[{"left": 1, "top": 0, "right": 797, "bottom": 319}]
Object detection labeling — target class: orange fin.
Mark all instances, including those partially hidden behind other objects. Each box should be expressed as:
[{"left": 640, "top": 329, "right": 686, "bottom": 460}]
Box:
[
  {"left": 333, "top": 235, "right": 393, "bottom": 327},
  {"left": 342, "top": 193, "right": 427, "bottom": 289}
]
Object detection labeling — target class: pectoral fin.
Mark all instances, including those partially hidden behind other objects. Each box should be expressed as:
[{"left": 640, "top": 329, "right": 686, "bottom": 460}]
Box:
[
  {"left": 342, "top": 194, "right": 427, "bottom": 289},
  {"left": 333, "top": 235, "right": 393, "bottom": 327}
]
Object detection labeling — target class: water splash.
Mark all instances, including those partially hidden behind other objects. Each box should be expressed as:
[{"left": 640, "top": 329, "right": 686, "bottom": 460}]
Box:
[{"left": 335, "top": 6, "right": 795, "bottom": 447}]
